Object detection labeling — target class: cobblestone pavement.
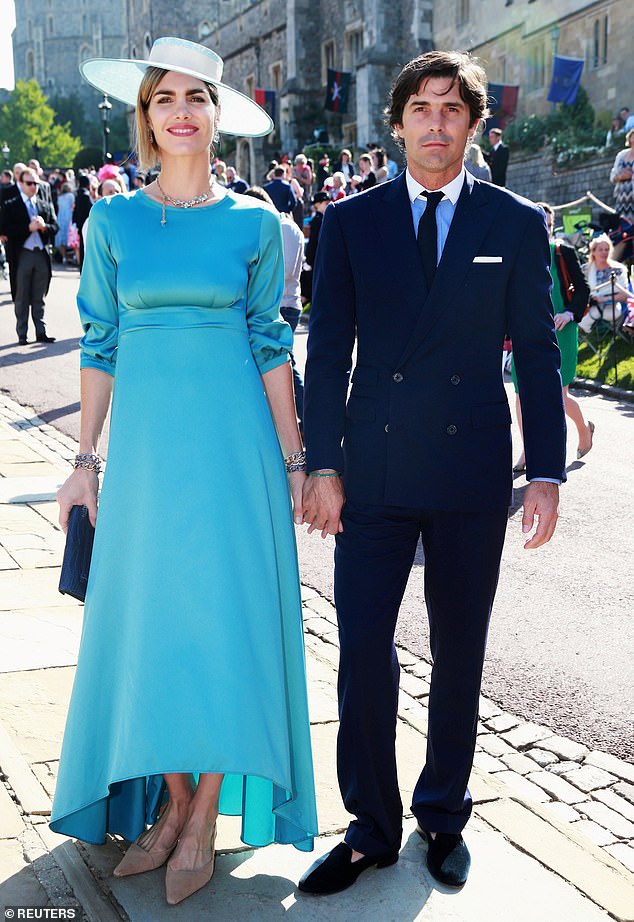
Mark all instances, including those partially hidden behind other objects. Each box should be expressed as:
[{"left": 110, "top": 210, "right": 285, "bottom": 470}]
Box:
[{"left": 0, "top": 391, "right": 633, "bottom": 921}]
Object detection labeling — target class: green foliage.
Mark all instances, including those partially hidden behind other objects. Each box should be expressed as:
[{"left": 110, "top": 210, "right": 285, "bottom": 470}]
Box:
[
  {"left": 0, "top": 79, "right": 81, "bottom": 167},
  {"left": 577, "top": 338, "right": 634, "bottom": 389},
  {"left": 503, "top": 86, "right": 609, "bottom": 165}
]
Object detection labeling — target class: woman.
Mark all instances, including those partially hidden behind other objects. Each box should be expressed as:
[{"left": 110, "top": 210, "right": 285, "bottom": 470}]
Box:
[
  {"left": 358, "top": 153, "right": 376, "bottom": 191},
  {"left": 609, "top": 128, "right": 634, "bottom": 224},
  {"left": 579, "top": 233, "right": 630, "bottom": 333},
  {"left": 512, "top": 203, "right": 594, "bottom": 470},
  {"left": 332, "top": 149, "right": 354, "bottom": 190},
  {"left": 54, "top": 182, "right": 75, "bottom": 263},
  {"left": 464, "top": 142, "right": 491, "bottom": 181},
  {"left": 50, "top": 37, "right": 318, "bottom": 906},
  {"left": 371, "top": 147, "right": 388, "bottom": 184}
]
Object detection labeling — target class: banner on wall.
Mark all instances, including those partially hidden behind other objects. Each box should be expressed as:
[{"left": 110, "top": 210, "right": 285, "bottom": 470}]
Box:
[
  {"left": 324, "top": 70, "right": 351, "bottom": 114},
  {"left": 547, "top": 56, "right": 584, "bottom": 105},
  {"left": 254, "top": 89, "right": 276, "bottom": 124},
  {"left": 485, "top": 83, "right": 520, "bottom": 129}
]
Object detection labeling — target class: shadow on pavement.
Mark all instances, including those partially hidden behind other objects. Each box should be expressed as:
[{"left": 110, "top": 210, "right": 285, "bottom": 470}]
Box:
[{"left": 0, "top": 337, "right": 80, "bottom": 365}]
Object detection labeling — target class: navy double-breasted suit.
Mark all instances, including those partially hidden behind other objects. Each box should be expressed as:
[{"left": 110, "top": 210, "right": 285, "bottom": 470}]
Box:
[{"left": 303, "top": 170, "right": 566, "bottom": 855}]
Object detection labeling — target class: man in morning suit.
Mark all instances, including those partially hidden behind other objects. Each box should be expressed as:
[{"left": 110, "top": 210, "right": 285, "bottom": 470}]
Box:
[
  {"left": 0, "top": 168, "right": 58, "bottom": 344},
  {"left": 485, "top": 127, "right": 510, "bottom": 186},
  {"left": 299, "top": 51, "right": 565, "bottom": 894}
]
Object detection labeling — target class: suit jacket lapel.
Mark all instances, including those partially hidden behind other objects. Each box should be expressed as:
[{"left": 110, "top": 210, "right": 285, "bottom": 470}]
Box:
[
  {"left": 368, "top": 173, "right": 429, "bottom": 334},
  {"left": 397, "top": 178, "right": 501, "bottom": 366}
]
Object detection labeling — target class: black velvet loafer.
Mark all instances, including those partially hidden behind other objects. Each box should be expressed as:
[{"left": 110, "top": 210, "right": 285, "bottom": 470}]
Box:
[
  {"left": 298, "top": 841, "right": 399, "bottom": 895},
  {"left": 417, "top": 826, "right": 471, "bottom": 888}
]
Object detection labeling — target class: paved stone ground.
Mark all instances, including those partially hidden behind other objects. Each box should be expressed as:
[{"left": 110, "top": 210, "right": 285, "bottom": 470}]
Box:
[{"left": 0, "top": 391, "right": 633, "bottom": 921}]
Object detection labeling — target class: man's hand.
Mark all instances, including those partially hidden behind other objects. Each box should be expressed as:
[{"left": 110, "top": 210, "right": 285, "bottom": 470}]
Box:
[
  {"left": 302, "top": 473, "right": 345, "bottom": 538},
  {"left": 521, "top": 481, "right": 559, "bottom": 549}
]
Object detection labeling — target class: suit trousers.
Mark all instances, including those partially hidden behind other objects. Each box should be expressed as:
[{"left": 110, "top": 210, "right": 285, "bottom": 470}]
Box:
[
  {"left": 14, "top": 248, "right": 49, "bottom": 340},
  {"left": 335, "top": 500, "right": 508, "bottom": 856},
  {"left": 280, "top": 306, "right": 304, "bottom": 428}
]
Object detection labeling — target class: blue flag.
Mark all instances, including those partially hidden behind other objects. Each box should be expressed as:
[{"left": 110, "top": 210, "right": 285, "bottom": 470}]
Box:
[{"left": 548, "top": 55, "right": 584, "bottom": 105}]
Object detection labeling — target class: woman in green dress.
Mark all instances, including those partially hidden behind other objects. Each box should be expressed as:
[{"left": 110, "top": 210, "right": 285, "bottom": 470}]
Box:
[
  {"left": 512, "top": 203, "right": 594, "bottom": 470},
  {"left": 51, "top": 37, "right": 317, "bottom": 907}
]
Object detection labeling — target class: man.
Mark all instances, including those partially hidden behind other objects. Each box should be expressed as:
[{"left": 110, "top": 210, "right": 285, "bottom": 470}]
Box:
[
  {"left": 0, "top": 168, "right": 58, "bottom": 343},
  {"left": 225, "top": 165, "right": 249, "bottom": 194},
  {"left": 263, "top": 165, "right": 297, "bottom": 213},
  {"left": 300, "top": 50, "right": 564, "bottom": 894},
  {"left": 0, "top": 162, "right": 26, "bottom": 208},
  {"left": 73, "top": 174, "right": 93, "bottom": 270},
  {"left": 28, "top": 158, "right": 54, "bottom": 206},
  {"left": 300, "top": 191, "right": 329, "bottom": 305},
  {"left": 485, "top": 127, "right": 509, "bottom": 186}
]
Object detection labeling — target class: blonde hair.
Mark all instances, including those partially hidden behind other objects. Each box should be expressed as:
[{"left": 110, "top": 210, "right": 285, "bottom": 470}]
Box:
[
  {"left": 134, "top": 66, "right": 220, "bottom": 170},
  {"left": 465, "top": 142, "right": 486, "bottom": 167},
  {"left": 588, "top": 233, "right": 618, "bottom": 267}
]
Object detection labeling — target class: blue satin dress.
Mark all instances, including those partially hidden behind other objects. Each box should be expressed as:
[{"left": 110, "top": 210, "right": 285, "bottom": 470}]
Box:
[{"left": 50, "top": 190, "right": 318, "bottom": 852}]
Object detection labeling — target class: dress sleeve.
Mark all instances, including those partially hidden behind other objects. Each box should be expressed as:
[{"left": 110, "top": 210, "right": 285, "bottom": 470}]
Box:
[
  {"left": 610, "top": 151, "right": 624, "bottom": 183},
  {"left": 77, "top": 199, "right": 119, "bottom": 376},
  {"left": 246, "top": 207, "right": 291, "bottom": 374}
]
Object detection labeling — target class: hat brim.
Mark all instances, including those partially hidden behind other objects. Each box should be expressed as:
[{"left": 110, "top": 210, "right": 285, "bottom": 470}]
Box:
[{"left": 80, "top": 58, "right": 273, "bottom": 138}]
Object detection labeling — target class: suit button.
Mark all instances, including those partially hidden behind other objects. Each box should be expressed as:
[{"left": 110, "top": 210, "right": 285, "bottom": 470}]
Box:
[
  {"left": 450, "top": 374, "right": 461, "bottom": 385},
  {"left": 392, "top": 372, "right": 404, "bottom": 383},
  {"left": 447, "top": 424, "right": 458, "bottom": 436}
]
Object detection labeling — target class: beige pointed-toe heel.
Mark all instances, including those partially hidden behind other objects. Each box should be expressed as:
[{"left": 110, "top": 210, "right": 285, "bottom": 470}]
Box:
[
  {"left": 165, "top": 824, "right": 217, "bottom": 905},
  {"left": 113, "top": 839, "right": 177, "bottom": 877}
]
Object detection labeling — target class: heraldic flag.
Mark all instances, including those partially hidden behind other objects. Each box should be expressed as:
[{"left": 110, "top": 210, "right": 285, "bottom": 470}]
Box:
[
  {"left": 325, "top": 69, "right": 351, "bottom": 113},
  {"left": 254, "top": 89, "right": 276, "bottom": 124},
  {"left": 548, "top": 56, "right": 584, "bottom": 105},
  {"left": 486, "top": 83, "right": 519, "bottom": 130}
]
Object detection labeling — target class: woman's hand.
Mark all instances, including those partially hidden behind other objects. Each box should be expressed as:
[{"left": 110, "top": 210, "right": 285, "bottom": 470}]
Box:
[
  {"left": 288, "top": 470, "right": 307, "bottom": 525},
  {"left": 554, "top": 311, "right": 572, "bottom": 331},
  {"left": 57, "top": 468, "right": 99, "bottom": 532}
]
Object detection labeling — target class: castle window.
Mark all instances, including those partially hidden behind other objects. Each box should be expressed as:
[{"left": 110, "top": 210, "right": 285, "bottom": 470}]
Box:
[
  {"left": 27, "top": 19, "right": 33, "bottom": 40},
  {"left": 144, "top": 32, "right": 152, "bottom": 54},
  {"left": 270, "top": 62, "right": 282, "bottom": 93},
  {"left": 602, "top": 15, "right": 608, "bottom": 65},
  {"left": 456, "top": 0, "right": 469, "bottom": 26},
  {"left": 345, "top": 29, "right": 363, "bottom": 69},
  {"left": 47, "top": 15, "right": 53, "bottom": 36},
  {"left": 322, "top": 40, "right": 335, "bottom": 85},
  {"left": 26, "top": 49, "right": 34, "bottom": 79}
]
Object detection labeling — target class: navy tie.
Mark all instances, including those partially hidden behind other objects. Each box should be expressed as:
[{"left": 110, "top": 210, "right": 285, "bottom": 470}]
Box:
[{"left": 417, "top": 191, "right": 443, "bottom": 289}]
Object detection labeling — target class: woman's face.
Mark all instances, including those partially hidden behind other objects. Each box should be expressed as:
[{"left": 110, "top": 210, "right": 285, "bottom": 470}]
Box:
[
  {"left": 146, "top": 71, "right": 217, "bottom": 160},
  {"left": 593, "top": 241, "right": 610, "bottom": 264}
]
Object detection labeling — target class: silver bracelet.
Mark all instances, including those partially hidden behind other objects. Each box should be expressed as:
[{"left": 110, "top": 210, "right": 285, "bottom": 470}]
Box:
[
  {"left": 74, "top": 453, "right": 102, "bottom": 474},
  {"left": 284, "top": 449, "right": 307, "bottom": 473}
]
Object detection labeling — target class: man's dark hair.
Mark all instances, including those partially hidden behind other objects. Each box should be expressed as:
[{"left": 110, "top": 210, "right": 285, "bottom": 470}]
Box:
[
  {"left": 535, "top": 201, "right": 554, "bottom": 217},
  {"left": 385, "top": 51, "right": 489, "bottom": 149},
  {"left": 244, "top": 186, "right": 274, "bottom": 207},
  {"left": 1, "top": 169, "right": 12, "bottom": 181},
  {"left": 78, "top": 174, "right": 91, "bottom": 190},
  {"left": 273, "top": 166, "right": 286, "bottom": 178}
]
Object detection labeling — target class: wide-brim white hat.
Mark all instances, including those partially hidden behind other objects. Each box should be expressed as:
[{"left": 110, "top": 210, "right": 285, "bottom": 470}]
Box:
[{"left": 80, "top": 36, "right": 273, "bottom": 138}]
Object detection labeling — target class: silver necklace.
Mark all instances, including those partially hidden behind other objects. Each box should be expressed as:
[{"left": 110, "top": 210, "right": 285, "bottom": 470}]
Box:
[{"left": 156, "top": 176, "right": 214, "bottom": 227}]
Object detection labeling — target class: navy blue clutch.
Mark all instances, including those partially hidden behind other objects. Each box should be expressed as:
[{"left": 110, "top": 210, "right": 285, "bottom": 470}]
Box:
[{"left": 59, "top": 505, "right": 95, "bottom": 602}]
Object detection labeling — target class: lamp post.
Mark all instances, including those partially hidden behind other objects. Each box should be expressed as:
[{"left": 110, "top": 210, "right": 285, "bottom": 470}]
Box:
[
  {"left": 98, "top": 94, "right": 112, "bottom": 163},
  {"left": 1, "top": 142, "right": 9, "bottom": 168},
  {"left": 550, "top": 24, "right": 561, "bottom": 113}
]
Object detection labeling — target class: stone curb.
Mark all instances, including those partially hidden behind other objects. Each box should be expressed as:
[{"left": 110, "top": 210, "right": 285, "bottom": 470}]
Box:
[{"left": 572, "top": 377, "right": 634, "bottom": 403}]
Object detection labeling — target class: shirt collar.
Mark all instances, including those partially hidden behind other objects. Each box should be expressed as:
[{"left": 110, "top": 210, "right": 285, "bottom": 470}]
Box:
[{"left": 405, "top": 166, "right": 470, "bottom": 205}]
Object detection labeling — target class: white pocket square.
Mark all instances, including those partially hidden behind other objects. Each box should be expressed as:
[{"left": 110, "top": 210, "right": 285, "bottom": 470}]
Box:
[{"left": 473, "top": 256, "right": 503, "bottom": 263}]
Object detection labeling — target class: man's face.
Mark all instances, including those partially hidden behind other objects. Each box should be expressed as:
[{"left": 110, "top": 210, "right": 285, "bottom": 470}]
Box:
[
  {"left": 226, "top": 167, "right": 235, "bottom": 182},
  {"left": 394, "top": 77, "right": 476, "bottom": 187},
  {"left": 489, "top": 130, "right": 499, "bottom": 146},
  {"left": 19, "top": 170, "right": 39, "bottom": 196}
]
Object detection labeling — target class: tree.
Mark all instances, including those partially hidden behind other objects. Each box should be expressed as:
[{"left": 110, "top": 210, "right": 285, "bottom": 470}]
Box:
[{"left": 0, "top": 79, "right": 81, "bottom": 167}]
